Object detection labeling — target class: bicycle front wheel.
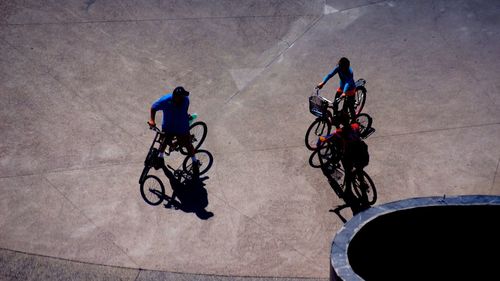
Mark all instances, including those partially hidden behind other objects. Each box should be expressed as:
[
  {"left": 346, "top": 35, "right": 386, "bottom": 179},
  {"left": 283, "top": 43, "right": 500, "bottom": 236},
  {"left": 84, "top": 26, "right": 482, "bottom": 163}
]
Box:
[
  {"left": 352, "top": 170, "right": 377, "bottom": 205},
  {"left": 182, "top": 149, "right": 214, "bottom": 175},
  {"left": 180, "top": 121, "right": 207, "bottom": 155},
  {"left": 305, "top": 118, "right": 332, "bottom": 150},
  {"left": 140, "top": 175, "right": 165, "bottom": 206},
  {"left": 308, "top": 150, "right": 322, "bottom": 168}
]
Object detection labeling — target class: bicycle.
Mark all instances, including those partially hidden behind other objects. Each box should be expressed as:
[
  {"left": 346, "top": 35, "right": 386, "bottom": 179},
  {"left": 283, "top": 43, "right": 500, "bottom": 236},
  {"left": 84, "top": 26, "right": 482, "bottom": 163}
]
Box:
[
  {"left": 308, "top": 113, "right": 375, "bottom": 169},
  {"left": 139, "top": 115, "right": 213, "bottom": 205},
  {"left": 305, "top": 79, "right": 368, "bottom": 150}
]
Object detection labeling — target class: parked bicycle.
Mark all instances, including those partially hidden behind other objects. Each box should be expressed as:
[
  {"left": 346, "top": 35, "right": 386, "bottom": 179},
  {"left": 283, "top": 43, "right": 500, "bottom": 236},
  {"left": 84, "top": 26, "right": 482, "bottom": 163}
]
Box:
[
  {"left": 305, "top": 79, "right": 368, "bottom": 150},
  {"left": 139, "top": 114, "right": 213, "bottom": 205}
]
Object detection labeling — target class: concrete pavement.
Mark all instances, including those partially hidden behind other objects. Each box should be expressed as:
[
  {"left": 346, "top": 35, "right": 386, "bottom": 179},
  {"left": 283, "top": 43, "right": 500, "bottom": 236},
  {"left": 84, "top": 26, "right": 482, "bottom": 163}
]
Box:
[{"left": 1, "top": 0, "right": 499, "bottom": 280}]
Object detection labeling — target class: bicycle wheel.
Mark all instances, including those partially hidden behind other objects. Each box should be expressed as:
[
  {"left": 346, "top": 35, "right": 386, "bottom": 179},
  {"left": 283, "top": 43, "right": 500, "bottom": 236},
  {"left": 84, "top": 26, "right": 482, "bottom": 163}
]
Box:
[
  {"left": 308, "top": 150, "right": 322, "bottom": 168},
  {"left": 182, "top": 149, "right": 213, "bottom": 175},
  {"left": 180, "top": 121, "right": 207, "bottom": 155},
  {"left": 355, "top": 113, "right": 373, "bottom": 137},
  {"left": 352, "top": 170, "right": 377, "bottom": 205},
  {"left": 140, "top": 175, "right": 165, "bottom": 206},
  {"left": 305, "top": 118, "right": 332, "bottom": 150},
  {"left": 354, "top": 87, "right": 366, "bottom": 116},
  {"left": 139, "top": 165, "right": 150, "bottom": 184}
]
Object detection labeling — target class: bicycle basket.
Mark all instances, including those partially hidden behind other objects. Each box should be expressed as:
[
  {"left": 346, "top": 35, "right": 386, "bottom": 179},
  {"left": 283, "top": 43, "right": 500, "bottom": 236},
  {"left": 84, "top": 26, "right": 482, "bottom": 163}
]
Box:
[{"left": 309, "top": 95, "right": 329, "bottom": 118}]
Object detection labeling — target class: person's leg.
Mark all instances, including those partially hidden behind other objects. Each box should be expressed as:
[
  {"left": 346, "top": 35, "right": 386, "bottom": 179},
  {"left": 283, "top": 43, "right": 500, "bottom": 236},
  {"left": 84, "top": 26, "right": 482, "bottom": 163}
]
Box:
[
  {"left": 341, "top": 159, "right": 364, "bottom": 214},
  {"left": 333, "top": 88, "right": 342, "bottom": 113},
  {"left": 156, "top": 133, "right": 173, "bottom": 169},
  {"left": 347, "top": 96, "right": 356, "bottom": 120},
  {"left": 160, "top": 133, "right": 175, "bottom": 153},
  {"left": 345, "top": 89, "right": 356, "bottom": 120},
  {"left": 177, "top": 134, "right": 200, "bottom": 174}
]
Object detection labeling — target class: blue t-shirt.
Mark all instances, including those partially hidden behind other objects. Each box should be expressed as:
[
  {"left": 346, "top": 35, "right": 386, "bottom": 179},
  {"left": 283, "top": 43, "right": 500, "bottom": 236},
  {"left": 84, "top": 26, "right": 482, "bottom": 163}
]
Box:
[
  {"left": 151, "top": 94, "right": 190, "bottom": 134},
  {"left": 322, "top": 66, "right": 355, "bottom": 93}
]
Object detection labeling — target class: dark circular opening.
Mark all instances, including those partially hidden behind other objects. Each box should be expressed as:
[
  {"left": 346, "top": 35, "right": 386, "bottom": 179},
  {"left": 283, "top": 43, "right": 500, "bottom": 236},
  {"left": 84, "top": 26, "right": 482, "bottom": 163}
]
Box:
[{"left": 347, "top": 205, "right": 500, "bottom": 281}]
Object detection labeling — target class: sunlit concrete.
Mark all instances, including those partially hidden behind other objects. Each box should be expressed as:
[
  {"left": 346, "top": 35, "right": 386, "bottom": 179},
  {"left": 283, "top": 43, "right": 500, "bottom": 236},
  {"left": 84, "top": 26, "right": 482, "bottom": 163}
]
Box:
[{"left": 1, "top": 0, "right": 499, "bottom": 280}]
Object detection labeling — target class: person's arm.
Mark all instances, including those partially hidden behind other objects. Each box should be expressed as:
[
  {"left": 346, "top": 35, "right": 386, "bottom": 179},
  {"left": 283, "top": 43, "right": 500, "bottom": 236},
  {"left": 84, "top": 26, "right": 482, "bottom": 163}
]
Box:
[
  {"left": 148, "top": 108, "right": 157, "bottom": 127},
  {"left": 317, "top": 66, "right": 339, "bottom": 89},
  {"left": 149, "top": 95, "right": 168, "bottom": 127}
]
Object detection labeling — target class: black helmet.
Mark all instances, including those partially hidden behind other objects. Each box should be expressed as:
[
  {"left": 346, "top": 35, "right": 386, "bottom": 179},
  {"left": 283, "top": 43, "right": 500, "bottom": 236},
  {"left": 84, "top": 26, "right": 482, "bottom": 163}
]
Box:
[{"left": 173, "top": 86, "right": 189, "bottom": 97}]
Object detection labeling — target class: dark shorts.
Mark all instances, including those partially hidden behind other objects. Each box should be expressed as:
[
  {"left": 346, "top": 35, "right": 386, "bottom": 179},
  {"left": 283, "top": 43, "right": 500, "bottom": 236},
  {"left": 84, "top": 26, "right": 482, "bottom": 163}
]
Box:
[{"left": 163, "top": 132, "right": 191, "bottom": 147}]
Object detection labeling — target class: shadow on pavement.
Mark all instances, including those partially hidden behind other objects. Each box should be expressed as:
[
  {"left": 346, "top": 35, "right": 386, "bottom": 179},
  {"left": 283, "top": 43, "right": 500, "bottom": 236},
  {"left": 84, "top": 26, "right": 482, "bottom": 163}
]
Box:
[{"left": 161, "top": 166, "right": 214, "bottom": 220}]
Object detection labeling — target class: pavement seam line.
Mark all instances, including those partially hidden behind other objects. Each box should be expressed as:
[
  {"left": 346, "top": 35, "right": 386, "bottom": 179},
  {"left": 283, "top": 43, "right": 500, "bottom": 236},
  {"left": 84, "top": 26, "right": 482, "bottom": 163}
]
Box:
[
  {"left": 224, "top": 14, "right": 324, "bottom": 103},
  {"left": 41, "top": 174, "right": 141, "bottom": 268},
  {"left": 0, "top": 247, "right": 327, "bottom": 281},
  {"left": 1, "top": 122, "right": 498, "bottom": 180},
  {"left": 0, "top": 14, "right": 324, "bottom": 27},
  {"left": 221, "top": 1, "right": 396, "bottom": 104},
  {"left": 133, "top": 268, "right": 142, "bottom": 281},
  {"left": 206, "top": 190, "right": 323, "bottom": 271},
  {"left": 492, "top": 156, "right": 500, "bottom": 192},
  {"left": 369, "top": 122, "right": 500, "bottom": 139},
  {"left": 0, "top": 36, "right": 143, "bottom": 149},
  {"left": 0, "top": 247, "right": 140, "bottom": 273},
  {"left": 336, "top": 0, "right": 389, "bottom": 13},
  {"left": 0, "top": 160, "right": 143, "bottom": 180}
]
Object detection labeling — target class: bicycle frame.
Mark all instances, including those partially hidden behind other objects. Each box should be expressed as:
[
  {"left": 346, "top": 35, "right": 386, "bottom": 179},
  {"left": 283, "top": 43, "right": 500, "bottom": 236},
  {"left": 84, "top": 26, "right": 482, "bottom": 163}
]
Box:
[
  {"left": 148, "top": 125, "right": 184, "bottom": 155},
  {"left": 139, "top": 126, "right": 180, "bottom": 184}
]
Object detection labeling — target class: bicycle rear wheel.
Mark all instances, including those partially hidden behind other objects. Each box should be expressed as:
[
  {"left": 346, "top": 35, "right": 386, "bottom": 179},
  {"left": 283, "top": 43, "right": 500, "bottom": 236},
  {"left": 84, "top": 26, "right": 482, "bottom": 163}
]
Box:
[
  {"left": 183, "top": 149, "right": 213, "bottom": 175},
  {"left": 180, "top": 121, "right": 207, "bottom": 155},
  {"left": 140, "top": 175, "right": 165, "bottom": 206},
  {"left": 305, "top": 118, "right": 332, "bottom": 150},
  {"left": 352, "top": 170, "right": 377, "bottom": 205},
  {"left": 354, "top": 87, "right": 366, "bottom": 116},
  {"left": 308, "top": 150, "right": 322, "bottom": 168},
  {"left": 355, "top": 113, "right": 373, "bottom": 137}
]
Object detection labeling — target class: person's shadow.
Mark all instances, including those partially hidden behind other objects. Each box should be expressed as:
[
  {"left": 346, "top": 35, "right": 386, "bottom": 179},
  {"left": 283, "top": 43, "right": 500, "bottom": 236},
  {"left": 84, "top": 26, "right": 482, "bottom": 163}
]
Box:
[
  {"left": 160, "top": 165, "right": 214, "bottom": 220},
  {"left": 328, "top": 180, "right": 371, "bottom": 223},
  {"left": 320, "top": 162, "right": 373, "bottom": 223}
]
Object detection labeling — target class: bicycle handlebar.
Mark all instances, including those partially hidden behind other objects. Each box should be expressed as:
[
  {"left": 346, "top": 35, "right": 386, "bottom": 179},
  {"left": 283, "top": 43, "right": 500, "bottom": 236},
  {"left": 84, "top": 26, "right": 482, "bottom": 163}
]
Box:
[
  {"left": 314, "top": 87, "right": 344, "bottom": 105},
  {"left": 147, "top": 123, "right": 164, "bottom": 134}
]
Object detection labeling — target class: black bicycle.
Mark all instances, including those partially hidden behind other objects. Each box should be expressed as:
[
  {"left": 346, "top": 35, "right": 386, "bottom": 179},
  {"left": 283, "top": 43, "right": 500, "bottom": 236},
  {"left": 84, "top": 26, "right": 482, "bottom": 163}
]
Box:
[
  {"left": 308, "top": 113, "right": 375, "bottom": 169},
  {"left": 305, "top": 79, "right": 368, "bottom": 150},
  {"left": 139, "top": 116, "right": 213, "bottom": 205}
]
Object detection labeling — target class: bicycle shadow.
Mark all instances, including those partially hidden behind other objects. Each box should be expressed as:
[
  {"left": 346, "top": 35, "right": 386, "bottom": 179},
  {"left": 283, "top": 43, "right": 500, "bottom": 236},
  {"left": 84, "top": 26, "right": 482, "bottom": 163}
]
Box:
[
  {"left": 328, "top": 180, "right": 371, "bottom": 223},
  {"left": 320, "top": 165, "right": 376, "bottom": 223},
  {"left": 160, "top": 166, "right": 214, "bottom": 220}
]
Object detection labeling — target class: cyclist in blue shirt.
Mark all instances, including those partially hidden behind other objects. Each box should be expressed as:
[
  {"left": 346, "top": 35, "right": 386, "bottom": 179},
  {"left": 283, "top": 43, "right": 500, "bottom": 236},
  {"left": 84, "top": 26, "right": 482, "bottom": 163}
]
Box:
[
  {"left": 316, "top": 57, "right": 356, "bottom": 119},
  {"left": 148, "top": 86, "right": 199, "bottom": 172}
]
